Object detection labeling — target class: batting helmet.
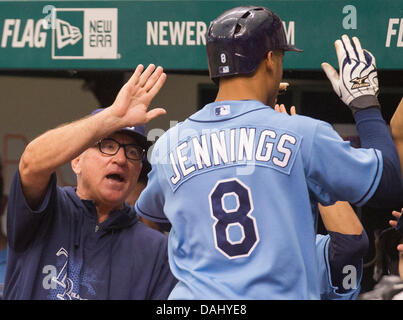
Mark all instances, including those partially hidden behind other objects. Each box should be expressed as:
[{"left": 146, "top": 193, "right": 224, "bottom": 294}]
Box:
[{"left": 206, "top": 6, "right": 302, "bottom": 83}]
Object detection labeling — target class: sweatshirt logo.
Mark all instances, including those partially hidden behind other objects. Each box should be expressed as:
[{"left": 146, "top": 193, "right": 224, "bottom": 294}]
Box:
[{"left": 42, "top": 247, "right": 89, "bottom": 300}]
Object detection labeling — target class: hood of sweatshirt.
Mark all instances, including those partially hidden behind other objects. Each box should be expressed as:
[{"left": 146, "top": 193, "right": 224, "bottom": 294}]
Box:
[{"left": 64, "top": 186, "right": 138, "bottom": 233}]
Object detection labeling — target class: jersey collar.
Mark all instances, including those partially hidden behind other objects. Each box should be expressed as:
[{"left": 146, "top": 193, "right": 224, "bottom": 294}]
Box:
[{"left": 189, "top": 100, "right": 271, "bottom": 122}]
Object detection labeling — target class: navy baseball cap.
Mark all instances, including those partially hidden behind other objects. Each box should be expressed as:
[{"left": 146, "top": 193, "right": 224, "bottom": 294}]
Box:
[{"left": 90, "top": 108, "right": 150, "bottom": 150}]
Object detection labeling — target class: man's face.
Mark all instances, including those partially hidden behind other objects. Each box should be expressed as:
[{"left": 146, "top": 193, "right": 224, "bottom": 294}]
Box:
[{"left": 73, "top": 132, "right": 143, "bottom": 208}]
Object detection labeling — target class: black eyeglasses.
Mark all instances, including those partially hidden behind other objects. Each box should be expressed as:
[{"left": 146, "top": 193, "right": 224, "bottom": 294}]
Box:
[{"left": 97, "top": 138, "right": 144, "bottom": 161}]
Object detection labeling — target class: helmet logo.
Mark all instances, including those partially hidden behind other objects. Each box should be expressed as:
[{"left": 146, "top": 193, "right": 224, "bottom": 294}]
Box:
[
  {"left": 219, "top": 66, "right": 230, "bottom": 74},
  {"left": 218, "top": 52, "right": 230, "bottom": 74}
]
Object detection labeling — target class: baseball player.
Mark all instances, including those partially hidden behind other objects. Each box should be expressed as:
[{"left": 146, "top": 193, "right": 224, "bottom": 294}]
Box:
[{"left": 135, "top": 6, "right": 403, "bottom": 299}]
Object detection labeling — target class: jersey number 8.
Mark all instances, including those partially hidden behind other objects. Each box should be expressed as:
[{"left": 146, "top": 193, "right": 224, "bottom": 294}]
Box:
[{"left": 209, "top": 178, "right": 260, "bottom": 259}]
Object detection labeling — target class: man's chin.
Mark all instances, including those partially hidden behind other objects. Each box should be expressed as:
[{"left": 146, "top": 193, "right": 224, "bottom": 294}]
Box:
[{"left": 100, "top": 189, "right": 129, "bottom": 207}]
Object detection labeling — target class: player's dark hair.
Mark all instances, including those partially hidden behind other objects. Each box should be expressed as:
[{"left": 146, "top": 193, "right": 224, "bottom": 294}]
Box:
[{"left": 374, "top": 228, "right": 403, "bottom": 280}]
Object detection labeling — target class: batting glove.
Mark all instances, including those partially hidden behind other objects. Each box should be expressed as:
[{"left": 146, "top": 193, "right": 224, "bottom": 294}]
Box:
[{"left": 322, "top": 35, "right": 380, "bottom": 114}]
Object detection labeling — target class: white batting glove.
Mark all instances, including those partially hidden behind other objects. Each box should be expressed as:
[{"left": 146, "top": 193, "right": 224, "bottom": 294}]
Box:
[{"left": 322, "top": 35, "right": 380, "bottom": 114}]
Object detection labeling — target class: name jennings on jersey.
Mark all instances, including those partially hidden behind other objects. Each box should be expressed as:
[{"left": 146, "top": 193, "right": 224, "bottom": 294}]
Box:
[{"left": 166, "top": 126, "right": 301, "bottom": 190}]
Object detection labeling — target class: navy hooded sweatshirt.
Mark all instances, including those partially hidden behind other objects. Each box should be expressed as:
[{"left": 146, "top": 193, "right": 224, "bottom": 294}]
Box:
[{"left": 4, "top": 170, "right": 177, "bottom": 300}]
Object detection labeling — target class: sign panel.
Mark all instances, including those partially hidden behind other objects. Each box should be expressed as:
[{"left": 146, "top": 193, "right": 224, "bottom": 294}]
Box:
[{"left": 0, "top": 0, "right": 402, "bottom": 70}]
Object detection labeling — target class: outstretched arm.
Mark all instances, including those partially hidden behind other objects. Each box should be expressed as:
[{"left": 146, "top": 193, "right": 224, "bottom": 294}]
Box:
[
  {"left": 322, "top": 35, "right": 403, "bottom": 208},
  {"left": 19, "top": 64, "right": 166, "bottom": 209}
]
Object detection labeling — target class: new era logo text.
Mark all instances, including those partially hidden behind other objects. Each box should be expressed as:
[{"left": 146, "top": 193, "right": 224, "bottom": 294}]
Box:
[{"left": 52, "top": 8, "right": 118, "bottom": 59}]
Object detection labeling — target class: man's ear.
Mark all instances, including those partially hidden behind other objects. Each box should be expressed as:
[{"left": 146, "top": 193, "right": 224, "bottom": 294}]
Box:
[
  {"left": 265, "top": 51, "right": 275, "bottom": 71},
  {"left": 71, "top": 155, "right": 82, "bottom": 176}
]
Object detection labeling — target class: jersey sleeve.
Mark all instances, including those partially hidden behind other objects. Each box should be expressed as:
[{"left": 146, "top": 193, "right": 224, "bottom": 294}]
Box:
[
  {"left": 306, "top": 122, "right": 382, "bottom": 207},
  {"left": 316, "top": 234, "right": 362, "bottom": 300},
  {"left": 7, "top": 169, "right": 57, "bottom": 251},
  {"left": 134, "top": 141, "right": 169, "bottom": 223}
]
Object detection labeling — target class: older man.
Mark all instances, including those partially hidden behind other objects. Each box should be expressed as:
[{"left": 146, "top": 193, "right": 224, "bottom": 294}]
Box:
[{"left": 4, "top": 64, "right": 177, "bottom": 300}]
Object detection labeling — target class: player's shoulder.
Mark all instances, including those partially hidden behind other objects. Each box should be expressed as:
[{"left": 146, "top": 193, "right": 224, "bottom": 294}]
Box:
[
  {"left": 253, "top": 108, "right": 330, "bottom": 135},
  {"left": 283, "top": 112, "right": 326, "bottom": 126},
  {"left": 287, "top": 113, "right": 335, "bottom": 136}
]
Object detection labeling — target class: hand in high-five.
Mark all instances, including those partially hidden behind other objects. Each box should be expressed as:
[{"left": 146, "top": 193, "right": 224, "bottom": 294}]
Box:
[
  {"left": 111, "top": 64, "right": 167, "bottom": 127},
  {"left": 274, "top": 82, "right": 296, "bottom": 115},
  {"left": 322, "top": 35, "right": 380, "bottom": 114},
  {"left": 19, "top": 64, "right": 168, "bottom": 208},
  {"left": 274, "top": 103, "right": 296, "bottom": 116}
]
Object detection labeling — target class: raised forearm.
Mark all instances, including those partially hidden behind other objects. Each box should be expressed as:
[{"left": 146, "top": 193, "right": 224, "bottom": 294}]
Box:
[
  {"left": 19, "top": 108, "right": 126, "bottom": 207},
  {"left": 19, "top": 64, "right": 166, "bottom": 208},
  {"left": 20, "top": 108, "right": 124, "bottom": 178}
]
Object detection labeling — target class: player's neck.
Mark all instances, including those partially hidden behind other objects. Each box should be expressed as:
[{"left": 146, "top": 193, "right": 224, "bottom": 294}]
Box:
[{"left": 215, "top": 75, "right": 269, "bottom": 105}]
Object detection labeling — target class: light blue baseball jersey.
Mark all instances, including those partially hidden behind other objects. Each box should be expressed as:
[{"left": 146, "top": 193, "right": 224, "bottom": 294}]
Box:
[
  {"left": 316, "top": 235, "right": 362, "bottom": 300},
  {"left": 135, "top": 100, "right": 382, "bottom": 299}
]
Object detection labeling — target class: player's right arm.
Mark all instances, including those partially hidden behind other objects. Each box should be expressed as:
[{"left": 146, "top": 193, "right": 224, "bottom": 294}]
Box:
[
  {"left": 321, "top": 35, "right": 403, "bottom": 208},
  {"left": 19, "top": 64, "right": 166, "bottom": 209}
]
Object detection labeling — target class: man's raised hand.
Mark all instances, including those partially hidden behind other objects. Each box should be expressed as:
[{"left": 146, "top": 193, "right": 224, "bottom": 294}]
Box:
[{"left": 111, "top": 64, "right": 167, "bottom": 126}]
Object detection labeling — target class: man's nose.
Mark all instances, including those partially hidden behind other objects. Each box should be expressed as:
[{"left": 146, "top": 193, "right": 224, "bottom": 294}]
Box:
[{"left": 113, "top": 146, "right": 128, "bottom": 164}]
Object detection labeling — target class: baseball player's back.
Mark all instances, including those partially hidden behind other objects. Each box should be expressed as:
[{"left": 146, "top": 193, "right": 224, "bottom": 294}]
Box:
[{"left": 135, "top": 99, "right": 382, "bottom": 299}]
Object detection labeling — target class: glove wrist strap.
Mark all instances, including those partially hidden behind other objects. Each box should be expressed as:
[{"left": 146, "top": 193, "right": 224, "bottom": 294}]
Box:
[{"left": 349, "top": 95, "right": 380, "bottom": 115}]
